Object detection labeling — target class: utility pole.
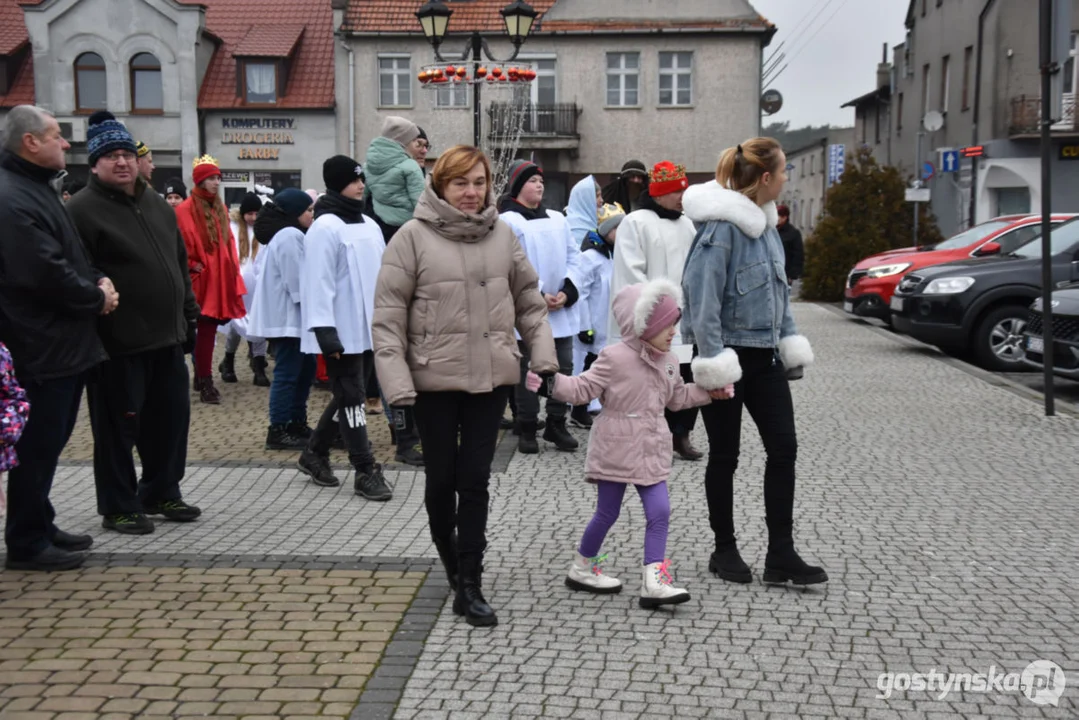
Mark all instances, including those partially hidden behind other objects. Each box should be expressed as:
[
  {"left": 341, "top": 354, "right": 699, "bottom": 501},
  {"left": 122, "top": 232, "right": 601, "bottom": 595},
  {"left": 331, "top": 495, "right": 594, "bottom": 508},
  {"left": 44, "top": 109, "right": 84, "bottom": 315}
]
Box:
[
  {"left": 913, "top": 127, "right": 924, "bottom": 245},
  {"left": 1039, "top": 0, "right": 1056, "bottom": 416}
]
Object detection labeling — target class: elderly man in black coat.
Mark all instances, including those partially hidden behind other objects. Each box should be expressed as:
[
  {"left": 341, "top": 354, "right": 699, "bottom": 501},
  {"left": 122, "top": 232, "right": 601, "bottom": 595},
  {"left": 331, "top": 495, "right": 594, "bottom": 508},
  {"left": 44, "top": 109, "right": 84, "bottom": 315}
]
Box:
[{"left": 0, "top": 105, "right": 119, "bottom": 571}]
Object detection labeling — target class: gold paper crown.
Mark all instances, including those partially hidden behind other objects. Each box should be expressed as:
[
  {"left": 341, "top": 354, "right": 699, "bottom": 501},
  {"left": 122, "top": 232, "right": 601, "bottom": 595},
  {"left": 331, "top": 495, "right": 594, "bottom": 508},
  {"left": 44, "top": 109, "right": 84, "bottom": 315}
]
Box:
[
  {"left": 649, "top": 162, "right": 687, "bottom": 184},
  {"left": 193, "top": 154, "right": 220, "bottom": 170}
]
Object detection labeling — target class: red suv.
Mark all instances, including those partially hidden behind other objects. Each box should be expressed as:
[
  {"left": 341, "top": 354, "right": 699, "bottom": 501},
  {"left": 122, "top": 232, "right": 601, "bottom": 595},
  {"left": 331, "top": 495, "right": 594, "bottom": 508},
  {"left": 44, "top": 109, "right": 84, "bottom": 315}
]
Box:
[{"left": 843, "top": 214, "right": 1075, "bottom": 322}]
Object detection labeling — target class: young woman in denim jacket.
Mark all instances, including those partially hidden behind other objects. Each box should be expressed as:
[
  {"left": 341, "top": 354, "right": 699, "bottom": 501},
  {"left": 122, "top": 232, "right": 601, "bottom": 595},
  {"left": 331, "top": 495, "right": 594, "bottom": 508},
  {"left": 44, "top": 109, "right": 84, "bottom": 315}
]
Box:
[{"left": 680, "top": 137, "right": 827, "bottom": 587}]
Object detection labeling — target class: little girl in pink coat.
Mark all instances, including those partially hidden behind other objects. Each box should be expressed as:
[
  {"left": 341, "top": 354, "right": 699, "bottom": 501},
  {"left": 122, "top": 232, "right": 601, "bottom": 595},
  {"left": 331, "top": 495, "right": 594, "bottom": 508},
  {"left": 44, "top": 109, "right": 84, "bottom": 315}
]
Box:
[{"left": 528, "top": 278, "right": 734, "bottom": 608}]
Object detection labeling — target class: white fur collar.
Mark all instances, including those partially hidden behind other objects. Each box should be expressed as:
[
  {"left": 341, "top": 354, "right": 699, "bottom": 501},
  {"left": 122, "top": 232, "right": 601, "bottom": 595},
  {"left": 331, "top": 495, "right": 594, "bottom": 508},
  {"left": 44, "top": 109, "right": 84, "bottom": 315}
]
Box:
[
  {"left": 681, "top": 180, "right": 778, "bottom": 238},
  {"left": 633, "top": 278, "right": 683, "bottom": 338}
]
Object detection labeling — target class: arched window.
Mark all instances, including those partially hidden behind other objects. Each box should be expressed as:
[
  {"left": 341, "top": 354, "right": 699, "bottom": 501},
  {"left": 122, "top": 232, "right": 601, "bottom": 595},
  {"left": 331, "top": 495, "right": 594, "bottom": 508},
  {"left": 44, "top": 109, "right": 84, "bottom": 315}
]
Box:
[
  {"left": 130, "top": 52, "right": 163, "bottom": 112},
  {"left": 75, "top": 52, "right": 107, "bottom": 111}
]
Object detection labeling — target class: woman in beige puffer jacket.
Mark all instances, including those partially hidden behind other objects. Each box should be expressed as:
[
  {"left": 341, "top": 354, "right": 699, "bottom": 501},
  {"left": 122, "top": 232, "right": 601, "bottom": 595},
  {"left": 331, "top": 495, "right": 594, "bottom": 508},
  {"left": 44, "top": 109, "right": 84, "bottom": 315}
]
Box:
[{"left": 373, "top": 145, "right": 557, "bottom": 629}]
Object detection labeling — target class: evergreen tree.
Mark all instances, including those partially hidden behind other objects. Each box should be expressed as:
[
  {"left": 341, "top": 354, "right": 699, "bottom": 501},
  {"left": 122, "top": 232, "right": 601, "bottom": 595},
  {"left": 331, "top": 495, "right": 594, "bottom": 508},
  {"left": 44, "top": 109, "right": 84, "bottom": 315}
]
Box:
[{"left": 801, "top": 146, "right": 944, "bottom": 302}]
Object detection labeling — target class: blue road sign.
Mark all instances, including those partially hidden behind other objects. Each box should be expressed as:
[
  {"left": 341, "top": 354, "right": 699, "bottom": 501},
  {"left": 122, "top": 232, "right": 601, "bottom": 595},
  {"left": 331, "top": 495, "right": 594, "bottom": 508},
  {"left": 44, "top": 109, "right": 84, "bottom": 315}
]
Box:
[
  {"left": 941, "top": 149, "right": 959, "bottom": 173},
  {"left": 922, "top": 161, "right": 935, "bottom": 180}
]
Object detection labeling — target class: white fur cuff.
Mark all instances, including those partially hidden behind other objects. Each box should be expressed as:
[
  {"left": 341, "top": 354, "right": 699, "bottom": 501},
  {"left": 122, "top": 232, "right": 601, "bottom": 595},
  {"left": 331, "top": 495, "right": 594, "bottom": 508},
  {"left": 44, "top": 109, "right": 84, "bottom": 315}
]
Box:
[
  {"left": 691, "top": 348, "right": 742, "bottom": 390},
  {"left": 778, "top": 334, "right": 814, "bottom": 369}
]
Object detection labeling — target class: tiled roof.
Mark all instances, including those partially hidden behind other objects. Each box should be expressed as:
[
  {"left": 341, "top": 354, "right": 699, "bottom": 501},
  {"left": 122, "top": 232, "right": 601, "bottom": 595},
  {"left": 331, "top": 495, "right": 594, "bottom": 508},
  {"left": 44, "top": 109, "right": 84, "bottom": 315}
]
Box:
[
  {"left": 341, "top": 0, "right": 771, "bottom": 35},
  {"left": 232, "top": 24, "right": 305, "bottom": 58},
  {"left": 342, "top": 0, "right": 557, "bottom": 34},
  {"left": 0, "top": 0, "right": 29, "bottom": 55},
  {"left": 0, "top": 53, "right": 34, "bottom": 108},
  {"left": 198, "top": 0, "right": 335, "bottom": 109},
  {"left": 541, "top": 17, "right": 773, "bottom": 32}
]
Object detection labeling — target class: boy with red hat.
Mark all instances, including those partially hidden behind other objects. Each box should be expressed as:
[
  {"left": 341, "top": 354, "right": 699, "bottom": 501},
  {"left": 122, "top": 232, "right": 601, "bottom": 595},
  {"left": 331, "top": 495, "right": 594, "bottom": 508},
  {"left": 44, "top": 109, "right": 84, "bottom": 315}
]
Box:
[{"left": 609, "top": 160, "right": 704, "bottom": 461}]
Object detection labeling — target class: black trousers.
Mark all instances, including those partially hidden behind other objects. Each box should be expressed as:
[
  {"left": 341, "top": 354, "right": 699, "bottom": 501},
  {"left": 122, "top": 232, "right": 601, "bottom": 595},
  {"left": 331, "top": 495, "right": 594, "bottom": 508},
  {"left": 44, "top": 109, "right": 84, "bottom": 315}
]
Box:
[
  {"left": 515, "top": 336, "right": 573, "bottom": 423},
  {"left": 700, "top": 347, "right": 798, "bottom": 549},
  {"left": 4, "top": 372, "right": 85, "bottom": 560},
  {"left": 309, "top": 352, "right": 375, "bottom": 471},
  {"left": 414, "top": 387, "right": 509, "bottom": 559},
  {"left": 87, "top": 345, "right": 190, "bottom": 516},
  {"left": 665, "top": 361, "right": 699, "bottom": 437}
]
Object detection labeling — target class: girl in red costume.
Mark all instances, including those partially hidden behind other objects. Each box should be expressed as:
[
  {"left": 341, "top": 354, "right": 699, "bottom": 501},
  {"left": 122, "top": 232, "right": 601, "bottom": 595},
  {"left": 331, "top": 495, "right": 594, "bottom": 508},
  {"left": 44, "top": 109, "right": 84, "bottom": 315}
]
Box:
[{"left": 176, "top": 155, "right": 247, "bottom": 404}]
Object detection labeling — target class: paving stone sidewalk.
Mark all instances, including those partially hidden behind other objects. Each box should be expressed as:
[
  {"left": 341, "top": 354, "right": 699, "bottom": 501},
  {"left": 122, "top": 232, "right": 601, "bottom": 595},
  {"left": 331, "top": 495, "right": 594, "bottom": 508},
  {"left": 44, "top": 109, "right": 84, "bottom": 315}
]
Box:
[
  {"left": 3, "top": 303, "right": 1078, "bottom": 719},
  {"left": 0, "top": 564, "right": 424, "bottom": 720}
]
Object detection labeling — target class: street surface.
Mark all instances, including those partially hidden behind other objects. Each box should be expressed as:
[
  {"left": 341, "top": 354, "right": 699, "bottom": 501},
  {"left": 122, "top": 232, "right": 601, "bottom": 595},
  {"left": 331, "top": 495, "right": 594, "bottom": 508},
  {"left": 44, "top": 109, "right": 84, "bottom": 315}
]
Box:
[{"left": 2, "top": 303, "right": 1077, "bottom": 719}]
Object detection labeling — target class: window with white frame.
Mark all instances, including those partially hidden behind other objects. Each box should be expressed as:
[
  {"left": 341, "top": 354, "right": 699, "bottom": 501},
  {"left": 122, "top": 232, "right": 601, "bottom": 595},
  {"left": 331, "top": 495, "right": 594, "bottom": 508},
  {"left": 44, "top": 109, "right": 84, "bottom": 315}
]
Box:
[
  {"left": 379, "top": 55, "right": 411, "bottom": 107},
  {"left": 436, "top": 82, "right": 468, "bottom": 108},
  {"left": 606, "top": 52, "right": 639, "bottom": 107},
  {"left": 658, "top": 51, "right": 692, "bottom": 106}
]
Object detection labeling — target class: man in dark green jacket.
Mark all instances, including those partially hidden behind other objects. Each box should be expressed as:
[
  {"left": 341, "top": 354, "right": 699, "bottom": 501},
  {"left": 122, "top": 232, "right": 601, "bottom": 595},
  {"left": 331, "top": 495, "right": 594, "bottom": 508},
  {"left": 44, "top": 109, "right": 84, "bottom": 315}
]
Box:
[{"left": 66, "top": 111, "right": 202, "bottom": 536}]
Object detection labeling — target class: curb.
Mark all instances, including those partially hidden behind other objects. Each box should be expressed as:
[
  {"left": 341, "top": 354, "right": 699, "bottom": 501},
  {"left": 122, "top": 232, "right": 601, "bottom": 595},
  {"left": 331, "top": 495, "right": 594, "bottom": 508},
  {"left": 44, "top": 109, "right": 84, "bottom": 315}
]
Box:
[{"left": 817, "top": 302, "right": 1079, "bottom": 418}]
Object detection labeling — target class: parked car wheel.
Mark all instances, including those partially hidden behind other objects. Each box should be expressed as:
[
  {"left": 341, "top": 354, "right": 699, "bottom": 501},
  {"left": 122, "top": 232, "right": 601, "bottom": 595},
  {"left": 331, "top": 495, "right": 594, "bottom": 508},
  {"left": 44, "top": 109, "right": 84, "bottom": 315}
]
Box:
[{"left": 973, "top": 305, "right": 1031, "bottom": 371}]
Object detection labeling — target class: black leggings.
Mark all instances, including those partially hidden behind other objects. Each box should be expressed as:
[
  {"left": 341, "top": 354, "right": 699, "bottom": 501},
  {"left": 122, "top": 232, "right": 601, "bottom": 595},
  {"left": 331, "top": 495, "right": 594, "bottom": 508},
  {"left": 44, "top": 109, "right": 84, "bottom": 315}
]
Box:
[
  {"left": 414, "top": 387, "right": 510, "bottom": 559},
  {"left": 700, "top": 346, "right": 798, "bottom": 549}
]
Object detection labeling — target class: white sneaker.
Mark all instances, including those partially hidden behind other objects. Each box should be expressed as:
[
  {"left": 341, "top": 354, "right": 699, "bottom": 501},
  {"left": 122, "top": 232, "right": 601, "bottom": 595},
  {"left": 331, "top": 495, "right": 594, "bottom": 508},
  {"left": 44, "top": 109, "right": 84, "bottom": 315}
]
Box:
[
  {"left": 565, "top": 551, "right": 623, "bottom": 594},
  {"left": 639, "top": 559, "right": 690, "bottom": 609}
]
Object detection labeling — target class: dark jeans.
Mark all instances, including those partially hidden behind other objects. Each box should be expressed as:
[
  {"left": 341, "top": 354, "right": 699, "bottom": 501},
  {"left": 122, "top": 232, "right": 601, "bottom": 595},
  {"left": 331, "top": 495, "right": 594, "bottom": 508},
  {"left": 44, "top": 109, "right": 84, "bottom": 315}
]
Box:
[
  {"left": 700, "top": 346, "right": 797, "bottom": 550},
  {"left": 268, "top": 338, "right": 316, "bottom": 426},
  {"left": 666, "top": 361, "right": 699, "bottom": 436},
  {"left": 414, "top": 387, "right": 509, "bottom": 559},
  {"left": 515, "top": 336, "right": 573, "bottom": 423},
  {"left": 309, "top": 352, "right": 375, "bottom": 471},
  {"left": 4, "top": 372, "right": 85, "bottom": 560},
  {"left": 87, "top": 345, "right": 190, "bottom": 517}
]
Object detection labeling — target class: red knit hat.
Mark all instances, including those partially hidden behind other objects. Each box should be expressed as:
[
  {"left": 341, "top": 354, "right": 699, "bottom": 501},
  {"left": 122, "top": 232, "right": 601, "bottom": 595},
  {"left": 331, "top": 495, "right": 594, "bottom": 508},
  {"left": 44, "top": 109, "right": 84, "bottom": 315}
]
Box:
[
  {"left": 192, "top": 154, "right": 222, "bottom": 186},
  {"left": 648, "top": 161, "right": 688, "bottom": 197}
]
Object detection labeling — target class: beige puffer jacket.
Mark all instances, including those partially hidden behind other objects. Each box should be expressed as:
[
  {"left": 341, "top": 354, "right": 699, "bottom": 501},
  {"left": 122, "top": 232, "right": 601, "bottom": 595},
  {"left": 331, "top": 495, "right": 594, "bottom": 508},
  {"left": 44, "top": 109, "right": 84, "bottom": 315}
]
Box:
[{"left": 373, "top": 181, "right": 558, "bottom": 405}]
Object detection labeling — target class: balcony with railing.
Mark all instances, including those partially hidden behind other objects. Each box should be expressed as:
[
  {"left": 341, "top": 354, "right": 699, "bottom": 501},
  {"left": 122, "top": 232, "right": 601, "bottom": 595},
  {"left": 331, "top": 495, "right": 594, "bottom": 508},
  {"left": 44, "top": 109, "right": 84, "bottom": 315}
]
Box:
[
  {"left": 1009, "top": 93, "right": 1078, "bottom": 137},
  {"left": 488, "top": 102, "right": 581, "bottom": 150}
]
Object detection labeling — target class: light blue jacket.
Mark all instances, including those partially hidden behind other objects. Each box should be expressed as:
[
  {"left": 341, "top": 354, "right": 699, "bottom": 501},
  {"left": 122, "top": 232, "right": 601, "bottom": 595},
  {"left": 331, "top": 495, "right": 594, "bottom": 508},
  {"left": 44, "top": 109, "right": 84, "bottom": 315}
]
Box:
[{"left": 680, "top": 181, "right": 813, "bottom": 389}]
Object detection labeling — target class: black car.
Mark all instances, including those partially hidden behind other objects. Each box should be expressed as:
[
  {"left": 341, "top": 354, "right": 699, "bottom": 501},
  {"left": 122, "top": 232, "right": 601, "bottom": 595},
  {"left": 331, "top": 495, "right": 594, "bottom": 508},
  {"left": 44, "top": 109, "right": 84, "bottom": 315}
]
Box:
[
  {"left": 890, "top": 217, "right": 1079, "bottom": 371},
  {"left": 1022, "top": 285, "right": 1079, "bottom": 379}
]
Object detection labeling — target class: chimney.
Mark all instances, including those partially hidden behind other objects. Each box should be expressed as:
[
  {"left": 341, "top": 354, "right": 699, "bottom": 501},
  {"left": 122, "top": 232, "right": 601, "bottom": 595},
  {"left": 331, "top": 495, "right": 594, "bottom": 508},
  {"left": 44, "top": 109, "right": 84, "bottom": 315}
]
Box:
[{"left": 877, "top": 42, "right": 891, "bottom": 89}]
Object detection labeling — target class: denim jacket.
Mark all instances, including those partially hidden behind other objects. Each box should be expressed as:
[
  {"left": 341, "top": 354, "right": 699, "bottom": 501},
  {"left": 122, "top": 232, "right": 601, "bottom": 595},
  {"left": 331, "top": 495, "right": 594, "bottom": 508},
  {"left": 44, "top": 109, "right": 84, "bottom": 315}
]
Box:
[{"left": 679, "top": 181, "right": 814, "bottom": 389}]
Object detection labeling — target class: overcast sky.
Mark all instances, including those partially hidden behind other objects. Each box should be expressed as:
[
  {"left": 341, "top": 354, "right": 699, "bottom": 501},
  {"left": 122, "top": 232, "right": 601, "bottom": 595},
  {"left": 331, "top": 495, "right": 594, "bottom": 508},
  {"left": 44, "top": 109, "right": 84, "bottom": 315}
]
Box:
[{"left": 751, "top": 0, "right": 910, "bottom": 129}]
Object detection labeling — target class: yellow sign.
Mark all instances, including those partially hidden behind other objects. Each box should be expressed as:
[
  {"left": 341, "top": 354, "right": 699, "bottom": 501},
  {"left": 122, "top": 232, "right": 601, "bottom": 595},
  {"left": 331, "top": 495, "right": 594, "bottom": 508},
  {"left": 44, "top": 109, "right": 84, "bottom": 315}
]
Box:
[{"left": 238, "top": 147, "right": 280, "bottom": 160}]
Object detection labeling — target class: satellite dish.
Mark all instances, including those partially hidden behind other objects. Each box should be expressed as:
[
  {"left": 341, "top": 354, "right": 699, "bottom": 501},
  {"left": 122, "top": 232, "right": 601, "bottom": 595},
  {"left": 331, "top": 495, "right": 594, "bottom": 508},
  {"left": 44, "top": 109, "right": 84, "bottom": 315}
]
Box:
[
  {"left": 923, "top": 111, "right": 944, "bottom": 132},
  {"left": 761, "top": 89, "right": 783, "bottom": 115}
]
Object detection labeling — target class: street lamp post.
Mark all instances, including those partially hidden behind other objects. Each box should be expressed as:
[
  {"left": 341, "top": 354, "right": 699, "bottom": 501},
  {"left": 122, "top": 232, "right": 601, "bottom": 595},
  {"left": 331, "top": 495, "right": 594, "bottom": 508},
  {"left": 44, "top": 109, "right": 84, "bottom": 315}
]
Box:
[{"left": 415, "top": 0, "right": 538, "bottom": 147}]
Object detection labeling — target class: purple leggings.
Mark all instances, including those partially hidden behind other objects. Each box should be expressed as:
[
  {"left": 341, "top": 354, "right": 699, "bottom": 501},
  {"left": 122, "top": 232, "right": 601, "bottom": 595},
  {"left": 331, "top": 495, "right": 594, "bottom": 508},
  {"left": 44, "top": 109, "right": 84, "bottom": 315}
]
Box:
[{"left": 578, "top": 480, "right": 670, "bottom": 565}]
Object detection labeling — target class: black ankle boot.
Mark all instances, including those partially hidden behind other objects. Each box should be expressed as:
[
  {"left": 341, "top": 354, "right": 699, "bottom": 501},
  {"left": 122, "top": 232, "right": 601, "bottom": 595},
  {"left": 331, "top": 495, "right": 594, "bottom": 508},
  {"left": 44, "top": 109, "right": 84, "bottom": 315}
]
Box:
[
  {"left": 251, "top": 355, "right": 271, "bottom": 387},
  {"left": 218, "top": 352, "right": 238, "bottom": 383},
  {"left": 763, "top": 542, "right": 828, "bottom": 586},
  {"left": 542, "top": 418, "right": 578, "bottom": 451},
  {"left": 453, "top": 555, "right": 497, "bottom": 627},
  {"left": 517, "top": 420, "right": 539, "bottom": 454},
  {"left": 709, "top": 545, "right": 753, "bottom": 584},
  {"left": 432, "top": 532, "right": 458, "bottom": 592}
]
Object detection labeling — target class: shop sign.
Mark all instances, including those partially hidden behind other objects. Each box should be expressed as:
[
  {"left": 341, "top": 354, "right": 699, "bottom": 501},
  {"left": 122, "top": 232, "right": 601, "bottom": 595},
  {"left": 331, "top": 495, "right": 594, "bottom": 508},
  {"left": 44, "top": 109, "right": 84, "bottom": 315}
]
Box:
[
  {"left": 1059, "top": 144, "right": 1079, "bottom": 160},
  {"left": 221, "top": 117, "right": 296, "bottom": 161}
]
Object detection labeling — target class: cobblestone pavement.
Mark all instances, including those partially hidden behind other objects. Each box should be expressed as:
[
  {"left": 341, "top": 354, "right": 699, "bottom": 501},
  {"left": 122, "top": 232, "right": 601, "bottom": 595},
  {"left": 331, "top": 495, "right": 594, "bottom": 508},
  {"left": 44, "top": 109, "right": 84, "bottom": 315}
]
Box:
[
  {"left": 4, "top": 303, "right": 1078, "bottom": 719},
  {"left": 0, "top": 564, "right": 424, "bottom": 720},
  {"left": 57, "top": 344, "right": 439, "bottom": 468}
]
